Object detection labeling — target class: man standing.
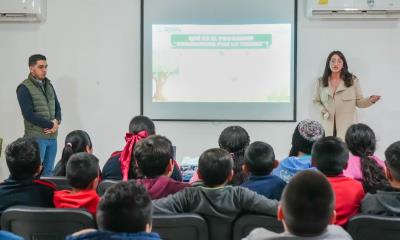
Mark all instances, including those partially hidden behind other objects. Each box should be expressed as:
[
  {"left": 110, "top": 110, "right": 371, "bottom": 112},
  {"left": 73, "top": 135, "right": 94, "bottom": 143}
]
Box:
[{"left": 16, "top": 54, "right": 61, "bottom": 176}]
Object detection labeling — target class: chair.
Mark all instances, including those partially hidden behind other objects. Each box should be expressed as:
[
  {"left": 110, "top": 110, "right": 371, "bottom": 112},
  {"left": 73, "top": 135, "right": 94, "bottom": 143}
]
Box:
[
  {"left": 347, "top": 214, "right": 400, "bottom": 240},
  {"left": 1, "top": 206, "right": 95, "bottom": 240},
  {"left": 152, "top": 214, "right": 208, "bottom": 240},
  {"left": 232, "top": 214, "right": 284, "bottom": 240},
  {"left": 40, "top": 176, "right": 71, "bottom": 190},
  {"left": 96, "top": 180, "right": 120, "bottom": 196}
]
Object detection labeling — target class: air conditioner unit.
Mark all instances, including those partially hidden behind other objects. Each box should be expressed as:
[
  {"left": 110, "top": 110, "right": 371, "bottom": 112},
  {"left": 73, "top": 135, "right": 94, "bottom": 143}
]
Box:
[
  {"left": 307, "top": 0, "right": 400, "bottom": 18},
  {"left": 0, "top": 0, "right": 46, "bottom": 22}
]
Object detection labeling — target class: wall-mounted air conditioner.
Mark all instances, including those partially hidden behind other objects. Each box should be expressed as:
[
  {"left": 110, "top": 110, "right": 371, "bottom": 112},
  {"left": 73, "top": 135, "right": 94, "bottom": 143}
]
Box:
[
  {"left": 0, "top": 0, "right": 46, "bottom": 22},
  {"left": 307, "top": 0, "right": 400, "bottom": 18}
]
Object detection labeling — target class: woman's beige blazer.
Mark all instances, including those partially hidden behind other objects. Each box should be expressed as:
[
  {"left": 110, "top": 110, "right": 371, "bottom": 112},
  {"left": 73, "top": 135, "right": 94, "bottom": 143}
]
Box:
[{"left": 313, "top": 77, "right": 373, "bottom": 139}]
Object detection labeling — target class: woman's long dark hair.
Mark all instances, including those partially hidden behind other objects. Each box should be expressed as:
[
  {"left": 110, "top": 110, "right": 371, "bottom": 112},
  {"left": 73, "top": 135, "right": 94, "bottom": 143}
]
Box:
[
  {"left": 53, "top": 130, "right": 92, "bottom": 176},
  {"left": 345, "top": 123, "right": 388, "bottom": 193},
  {"left": 321, "top": 50, "right": 354, "bottom": 88},
  {"left": 218, "top": 126, "right": 250, "bottom": 185}
]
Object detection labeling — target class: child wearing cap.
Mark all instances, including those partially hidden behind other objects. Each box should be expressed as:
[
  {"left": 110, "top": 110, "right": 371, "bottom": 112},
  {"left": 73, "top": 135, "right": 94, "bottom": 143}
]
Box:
[{"left": 273, "top": 119, "right": 325, "bottom": 183}]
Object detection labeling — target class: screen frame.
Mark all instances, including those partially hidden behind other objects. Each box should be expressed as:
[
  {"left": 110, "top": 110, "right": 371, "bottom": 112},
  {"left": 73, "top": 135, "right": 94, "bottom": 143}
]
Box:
[{"left": 140, "top": 0, "right": 298, "bottom": 122}]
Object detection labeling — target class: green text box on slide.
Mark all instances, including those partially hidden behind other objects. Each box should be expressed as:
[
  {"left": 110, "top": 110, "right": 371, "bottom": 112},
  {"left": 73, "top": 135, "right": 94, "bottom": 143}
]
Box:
[{"left": 171, "top": 34, "right": 272, "bottom": 49}]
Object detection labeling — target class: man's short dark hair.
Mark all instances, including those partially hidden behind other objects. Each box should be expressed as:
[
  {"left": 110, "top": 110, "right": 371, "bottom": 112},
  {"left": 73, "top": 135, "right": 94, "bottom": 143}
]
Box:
[
  {"left": 129, "top": 115, "right": 155, "bottom": 135},
  {"left": 134, "top": 135, "right": 173, "bottom": 178},
  {"left": 244, "top": 141, "right": 275, "bottom": 176},
  {"left": 281, "top": 170, "right": 335, "bottom": 236},
  {"left": 97, "top": 180, "right": 152, "bottom": 233},
  {"left": 198, "top": 148, "right": 233, "bottom": 187},
  {"left": 385, "top": 141, "right": 400, "bottom": 181},
  {"left": 29, "top": 54, "right": 46, "bottom": 66},
  {"left": 5, "top": 137, "right": 41, "bottom": 179},
  {"left": 66, "top": 153, "right": 99, "bottom": 189},
  {"left": 312, "top": 136, "right": 349, "bottom": 176}
]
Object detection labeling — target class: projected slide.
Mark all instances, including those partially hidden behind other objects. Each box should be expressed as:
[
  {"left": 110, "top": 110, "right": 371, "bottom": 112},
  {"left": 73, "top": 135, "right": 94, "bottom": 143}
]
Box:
[{"left": 152, "top": 24, "right": 291, "bottom": 103}]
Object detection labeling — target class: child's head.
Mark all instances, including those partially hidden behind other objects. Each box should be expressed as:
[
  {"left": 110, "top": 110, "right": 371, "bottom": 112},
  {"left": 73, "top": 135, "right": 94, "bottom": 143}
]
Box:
[
  {"left": 243, "top": 141, "right": 277, "bottom": 176},
  {"left": 129, "top": 115, "right": 155, "bottom": 135},
  {"left": 218, "top": 126, "right": 250, "bottom": 185},
  {"left": 346, "top": 123, "right": 387, "bottom": 192},
  {"left": 66, "top": 152, "right": 99, "bottom": 190},
  {"left": 312, "top": 136, "right": 349, "bottom": 176},
  {"left": 198, "top": 148, "right": 233, "bottom": 187},
  {"left": 218, "top": 126, "right": 250, "bottom": 152},
  {"left": 58, "top": 130, "right": 92, "bottom": 175},
  {"left": 345, "top": 123, "right": 376, "bottom": 156},
  {"left": 121, "top": 115, "right": 156, "bottom": 180},
  {"left": 290, "top": 120, "right": 325, "bottom": 157},
  {"left": 134, "top": 135, "right": 174, "bottom": 178},
  {"left": 97, "top": 180, "right": 152, "bottom": 233},
  {"left": 5, "top": 137, "right": 42, "bottom": 179},
  {"left": 279, "top": 170, "right": 335, "bottom": 236},
  {"left": 385, "top": 141, "right": 400, "bottom": 184}
]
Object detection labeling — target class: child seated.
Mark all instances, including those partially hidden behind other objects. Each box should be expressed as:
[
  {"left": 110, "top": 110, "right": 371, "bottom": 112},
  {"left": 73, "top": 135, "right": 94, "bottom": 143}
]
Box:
[
  {"left": 241, "top": 141, "right": 286, "bottom": 200},
  {"left": 66, "top": 181, "right": 160, "bottom": 240},
  {"left": 53, "top": 130, "right": 93, "bottom": 176},
  {"left": 343, "top": 123, "right": 388, "bottom": 193},
  {"left": 153, "top": 148, "right": 278, "bottom": 240},
  {"left": 361, "top": 141, "right": 400, "bottom": 216},
  {"left": 0, "top": 137, "right": 55, "bottom": 212},
  {"left": 102, "top": 115, "right": 181, "bottom": 181},
  {"left": 53, "top": 152, "right": 100, "bottom": 216},
  {"left": 190, "top": 126, "right": 250, "bottom": 185},
  {"left": 312, "top": 136, "right": 365, "bottom": 226},
  {"left": 134, "top": 135, "right": 190, "bottom": 199},
  {"left": 273, "top": 119, "right": 325, "bottom": 183},
  {"left": 244, "top": 170, "right": 352, "bottom": 240}
]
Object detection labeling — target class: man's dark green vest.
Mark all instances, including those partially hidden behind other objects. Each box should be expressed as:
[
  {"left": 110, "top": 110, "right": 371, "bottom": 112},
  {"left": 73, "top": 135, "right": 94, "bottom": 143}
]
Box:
[{"left": 20, "top": 74, "right": 57, "bottom": 139}]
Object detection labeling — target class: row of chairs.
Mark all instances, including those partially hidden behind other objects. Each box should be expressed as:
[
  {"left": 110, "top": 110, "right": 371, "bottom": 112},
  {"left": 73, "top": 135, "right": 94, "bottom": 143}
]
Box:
[
  {"left": 2, "top": 206, "right": 400, "bottom": 240},
  {"left": 23, "top": 177, "right": 400, "bottom": 240},
  {"left": 0, "top": 206, "right": 283, "bottom": 240},
  {"left": 40, "top": 176, "right": 118, "bottom": 196}
]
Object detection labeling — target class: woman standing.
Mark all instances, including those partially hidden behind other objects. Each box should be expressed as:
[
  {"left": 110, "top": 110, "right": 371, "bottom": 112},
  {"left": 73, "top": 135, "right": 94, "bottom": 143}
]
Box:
[{"left": 313, "top": 51, "right": 380, "bottom": 139}]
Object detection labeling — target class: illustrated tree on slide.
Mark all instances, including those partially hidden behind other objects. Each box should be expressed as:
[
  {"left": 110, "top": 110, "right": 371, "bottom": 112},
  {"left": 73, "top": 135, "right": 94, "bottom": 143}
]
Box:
[{"left": 152, "top": 62, "right": 179, "bottom": 101}]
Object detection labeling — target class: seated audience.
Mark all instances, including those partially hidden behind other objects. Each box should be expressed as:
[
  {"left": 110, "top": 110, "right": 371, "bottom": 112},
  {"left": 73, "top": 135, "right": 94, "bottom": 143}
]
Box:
[
  {"left": 53, "top": 130, "right": 93, "bottom": 176},
  {"left": 102, "top": 115, "right": 181, "bottom": 181},
  {"left": 190, "top": 125, "right": 250, "bottom": 185},
  {"left": 153, "top": 148, "right": 278, "bottom": 239},
  {"left": 361, "top": 141, "right": 400, "bottom": 216},
  {"left": 134, "top": 135, "right": 190, "bottom": 199},
  {"left": 0, "top": 137, "right": 55, "bottom": 212},
  {"left": 244, "top": 170, "right": 352, "bottom": 240},
  {"left": 241, "top": 141, "right": 286, "bottom": 200},
  {"left": 344, "top": 123, "right": 388, "bottom": 193},
  {"left": 273, "top": 119, "right": 325, "bottom": 183},
  {"left": 53, "top": 152, "right": 100, "bottom": 216},
  {"left": 312, "top": 136, "right": 365, "bottom": 226},
  {"left": 66, "top": 181, "right": 160, "bottom": 240}
]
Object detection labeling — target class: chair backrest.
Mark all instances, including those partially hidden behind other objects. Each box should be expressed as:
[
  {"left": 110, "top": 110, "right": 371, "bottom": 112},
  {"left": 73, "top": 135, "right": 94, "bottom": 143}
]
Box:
[
  {"left": 347, "top": 214, "right": 400, "bottom": 240},
  {"left": 152, "top": 214, "right": 208, "bottom": 240},
  {"left": 96, "top": 180, "right": 120, "bottom": 196},
  {"left": 232, "top": 214, "right": 284, "bottom": 240},
  {"left": 40, "top": 176, "right": 71, "bottom": 190},
  {"left": 1, "top": 206, "right": 95, "bottom": 240}
]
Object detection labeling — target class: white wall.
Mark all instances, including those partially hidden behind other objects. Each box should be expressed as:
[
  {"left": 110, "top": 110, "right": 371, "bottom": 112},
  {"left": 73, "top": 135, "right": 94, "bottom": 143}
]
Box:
[{"left": 1, "top": 0, "right": 399, "bottom": 180}]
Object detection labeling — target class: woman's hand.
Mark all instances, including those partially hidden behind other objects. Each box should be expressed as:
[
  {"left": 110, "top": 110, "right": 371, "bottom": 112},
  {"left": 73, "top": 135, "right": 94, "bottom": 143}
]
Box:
[
  {"left": 369, "top": 95, "right": 381, "bottom": 104},
  {"left": 323, "top": 111, "right": 330, "bottom": 120}
]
